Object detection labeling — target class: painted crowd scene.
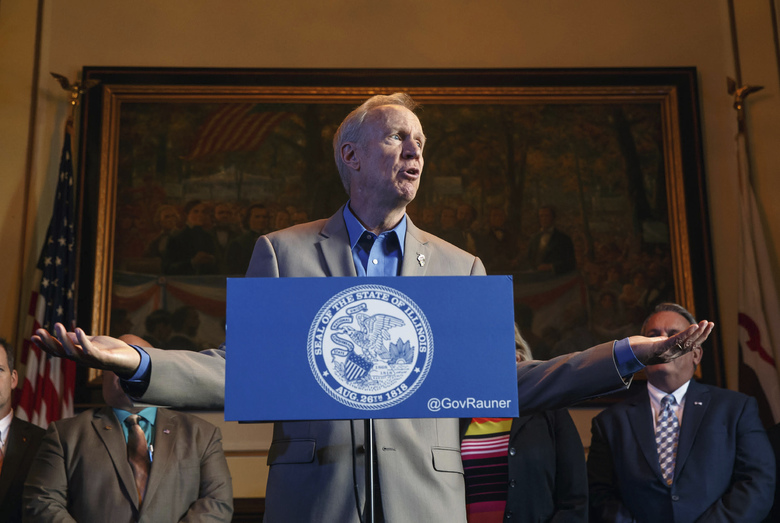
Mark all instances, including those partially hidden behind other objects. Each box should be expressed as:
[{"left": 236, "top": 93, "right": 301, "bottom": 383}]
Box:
[{"left": 110, "top": 99, "right": 674, "bottom": 357}]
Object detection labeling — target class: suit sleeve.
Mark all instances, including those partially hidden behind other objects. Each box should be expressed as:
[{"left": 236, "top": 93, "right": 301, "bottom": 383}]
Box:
[
  {"left": 471, "top": 255, "right": 486, "bottom": 276},
  {"left": 550, "top": 409, "right": 588, "bottom": 522},
  {"left": 22, "top": 423, "right": 78, "bottom": 523},
  {"left": 140, "top": 347, "right": 226, "bottom": 409},
  {"left": 587, "top": 415, "right": 635, "bottom": 523},
  {"left": 516, "top": 344, "right": 627, "bottom": 415},
  {"left": 246, "top": 235, "right": 279, "bottom": 277},
  {"left": 179, "top": 426, "right": 233, "bottom": 523},
  {"left": 694, "top": 396, "right": 776, "bottom": 523}
]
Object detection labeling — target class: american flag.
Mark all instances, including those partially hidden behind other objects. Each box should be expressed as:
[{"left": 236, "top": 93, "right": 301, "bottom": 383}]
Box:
[
  {"left": 183, "top": 104, "right": 291, "bottom": 160},
  {"left": 15, "top": 126, "right": 77, "bottom": 427}
]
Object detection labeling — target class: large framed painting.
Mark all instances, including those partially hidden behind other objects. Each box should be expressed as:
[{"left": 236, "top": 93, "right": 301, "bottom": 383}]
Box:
[{"left": 76, "top": 67, "right": 721, "bottom": 387}]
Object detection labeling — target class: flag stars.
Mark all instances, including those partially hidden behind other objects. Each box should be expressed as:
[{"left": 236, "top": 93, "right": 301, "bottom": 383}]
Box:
[
  {"left": 41, "top": 278, "right": 50, "bottom": 288},
  {"left": 44, "top": 257, "right": 52, "bottom": 266},
  {"left": 55, "top": 257, "right": 62, "bottom": 266},
  {"left": 58, "top": 236, "right": 66, "bottom": 247},
  {"left": 56, "top": 306, "right": 63, "bottom": 317}
]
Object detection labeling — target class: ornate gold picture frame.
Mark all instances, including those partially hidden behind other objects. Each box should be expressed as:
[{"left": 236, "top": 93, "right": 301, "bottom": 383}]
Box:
[{"left": 76, "top": 68, "right": 720, "bottom": 391}]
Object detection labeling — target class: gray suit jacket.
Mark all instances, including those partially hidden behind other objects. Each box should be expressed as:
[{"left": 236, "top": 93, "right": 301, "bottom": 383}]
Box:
[
  {"left": 137, "top": 208, "right": 629, "bottom": 523},
  {"left": 23, "top": 407, "right": 233, "bottom": 522}
]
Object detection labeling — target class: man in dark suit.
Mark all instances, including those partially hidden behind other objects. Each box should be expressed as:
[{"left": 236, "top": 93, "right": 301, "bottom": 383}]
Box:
[
  {"left": 23, "top": 370, "right": 233, "bottom": 521},
  {"left": 32, "top": 94, "right": 714, "bottom": 523},
  {"left": 0, "top": 338, "right": 44, "bottom": 522},
  {"left": 527, "top": 205, "right": 576, "bottom": 275},
  {"left": 587, "top": 302, "right": 776, "bottom": 523}
]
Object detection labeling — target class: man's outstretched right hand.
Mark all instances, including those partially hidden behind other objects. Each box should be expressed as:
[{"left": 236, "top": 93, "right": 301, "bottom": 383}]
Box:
[{"left": 32, "top": 322, "right": 142, "bottom": 377}]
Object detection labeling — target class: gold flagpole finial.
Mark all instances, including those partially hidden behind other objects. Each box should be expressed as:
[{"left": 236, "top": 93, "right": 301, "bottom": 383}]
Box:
[
  {"left": 50, "top": 72, "right": 100, "bottom": 125},
  {"left": 727, "top": 77, "right": 764, "bottom": 132}
]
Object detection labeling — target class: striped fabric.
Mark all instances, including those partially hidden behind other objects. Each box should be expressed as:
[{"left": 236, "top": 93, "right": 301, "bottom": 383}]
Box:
[
  {"left": 462, "top": 418, "right": 512, "bottom": 523},
  {"left": 183, "top": 104, "right": 290, "bottom": 160}
]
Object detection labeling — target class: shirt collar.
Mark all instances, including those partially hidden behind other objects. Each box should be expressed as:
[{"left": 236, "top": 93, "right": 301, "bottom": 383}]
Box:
[
  {"left": 343, "top": 202, "right": 406, "bottom": 257},
  {"left": 113, "top": 406, "right": 158, "bottom": 426},
  {"left": 0, "top": 411, "right": 12, "bottom": 448},
  {"left": 647, "top": 380, "right": 691, "bottom": 406}
]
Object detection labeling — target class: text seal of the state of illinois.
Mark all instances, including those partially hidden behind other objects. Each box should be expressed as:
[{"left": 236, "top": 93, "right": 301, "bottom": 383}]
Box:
[{"left": 307, "top": 284, "right": 433, "bottom": 410}]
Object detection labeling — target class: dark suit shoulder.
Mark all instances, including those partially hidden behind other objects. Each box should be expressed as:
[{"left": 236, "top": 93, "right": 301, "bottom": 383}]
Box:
[
  {"left": 594, "top": 385, "right": 648, "bottom": 418},
  {"left": 594, "top": 381, "right": 755, "bottom": 422},
  {"left": 692, "top": 381, "right": 747, "bottom": 401},
  {"left": 11, "top": 417, "right": 46, "bottom": 439}
]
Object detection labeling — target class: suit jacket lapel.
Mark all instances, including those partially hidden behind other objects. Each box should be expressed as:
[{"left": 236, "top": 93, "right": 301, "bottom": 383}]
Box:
[
  {"left": 0, "top": 418, "right": 30, "bottom": 500},
  {"left": 142, "top": 409, "right": 177, "bottom": 508},
  {"left": 675, "top": 380, "right": 709, "bottom": 477},
  {"left": 319, "top": 206, "right": 357, "bottom": 277},
  {"left": 508, "top": 415, "right": 532, "bottom": 444},
  {"left": 401, "top": 218, "right": 430, "bottom": 276},
  {"left": 92, "top": 407, "right": 141, "bottom": 510},
  {"left": 627, "top": 390, "right": 665, "bottom": 483}
]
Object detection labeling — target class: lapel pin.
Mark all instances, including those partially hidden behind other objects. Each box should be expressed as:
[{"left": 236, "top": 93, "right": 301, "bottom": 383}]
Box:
[
  {"left": 417, "top": 253, "right": 425, "bottom": 267},
  {"left": 694, "top": 401, "right": 703, "bottom": 405},
  {"left": 104, "top": 425, "right": 112, "bottom": 430},
  {"left": 163, "top": 429, "right": 171, "bottom": 434}
]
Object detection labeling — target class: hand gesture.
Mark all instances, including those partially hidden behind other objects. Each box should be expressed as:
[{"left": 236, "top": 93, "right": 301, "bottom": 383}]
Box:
[
  {"left": 32, "top": 322, "right": 142, "bottom": 376},
  {"left": 628, "top": 320, "right": 714, "bottom": 365}
]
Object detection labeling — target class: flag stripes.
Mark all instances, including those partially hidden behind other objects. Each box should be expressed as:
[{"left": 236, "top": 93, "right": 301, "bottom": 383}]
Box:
[{"left": 183, "top": 104, "right": 290, "bottom": 160}]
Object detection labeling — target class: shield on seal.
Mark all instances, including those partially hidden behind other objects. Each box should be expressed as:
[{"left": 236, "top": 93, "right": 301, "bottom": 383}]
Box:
[{"left": 343, "top": 351, "right": 373, "bottom": 381}]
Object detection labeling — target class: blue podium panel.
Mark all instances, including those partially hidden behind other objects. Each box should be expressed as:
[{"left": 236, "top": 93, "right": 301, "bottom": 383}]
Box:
[{"left": 225, "top": 276, "right": 518, "bottom": 421}]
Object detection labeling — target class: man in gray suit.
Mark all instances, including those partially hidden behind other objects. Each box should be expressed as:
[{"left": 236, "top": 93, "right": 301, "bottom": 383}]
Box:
[
  {"left": 23, "top": 370, "right": 233, "bottom": 522},
  {"left": 33, "top": 93, "right": 714, "bottom": 522}
]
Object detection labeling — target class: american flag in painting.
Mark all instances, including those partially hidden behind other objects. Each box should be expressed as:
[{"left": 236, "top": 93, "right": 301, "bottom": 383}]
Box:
[
  {"left": 16, "top": 127, "right": 77, "bottom": 427},
  {"left": 183, "top": 104, "right": 291, "bottom": 160}
]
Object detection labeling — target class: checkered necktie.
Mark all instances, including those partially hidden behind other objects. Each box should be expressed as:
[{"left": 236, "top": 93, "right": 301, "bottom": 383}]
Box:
[
  {"left": 125, "top": 414, "right": 151, "bottom": 503},
  {"left": 655, "top": 394, "right": 679, "bottom": 485}
]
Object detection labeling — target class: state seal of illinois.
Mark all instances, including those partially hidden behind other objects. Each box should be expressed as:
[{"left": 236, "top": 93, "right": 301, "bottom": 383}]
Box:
[{"left": 307, "top": 284, "right": 433, "bottom": 410}]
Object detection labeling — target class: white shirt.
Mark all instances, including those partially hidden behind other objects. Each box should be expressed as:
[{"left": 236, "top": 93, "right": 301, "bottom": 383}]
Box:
[
  {"left": 0, "top": 410, "right": 13, "bottom": 452},
  {"left": 647, "top": 380, "right": 690, "bottom": 431}
]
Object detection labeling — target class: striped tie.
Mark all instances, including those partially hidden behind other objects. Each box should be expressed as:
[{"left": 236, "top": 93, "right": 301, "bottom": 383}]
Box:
[{"left": 655, "top": 394, "right": 679, "bottom": 485}]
